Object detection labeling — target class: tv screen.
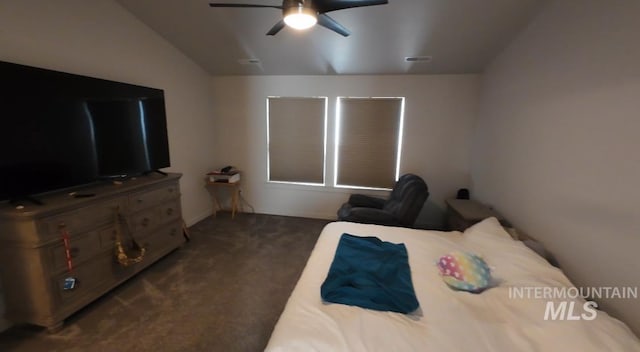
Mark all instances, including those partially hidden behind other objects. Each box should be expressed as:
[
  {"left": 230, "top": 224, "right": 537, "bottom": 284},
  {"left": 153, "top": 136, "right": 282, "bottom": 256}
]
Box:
[{"left": 0, "top": 61, "right": 171, "bottom": 202}]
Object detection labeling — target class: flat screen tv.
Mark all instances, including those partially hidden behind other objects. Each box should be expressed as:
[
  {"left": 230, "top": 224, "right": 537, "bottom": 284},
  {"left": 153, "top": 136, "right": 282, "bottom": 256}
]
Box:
[{"left": 0, "top": 60, "right": 171, "bottom": 203}]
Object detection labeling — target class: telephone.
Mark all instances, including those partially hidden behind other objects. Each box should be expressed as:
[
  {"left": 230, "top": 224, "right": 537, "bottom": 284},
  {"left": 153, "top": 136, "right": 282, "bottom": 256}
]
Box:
[{"left": 221, "top": 165, "right": 234, "bottom": 173}]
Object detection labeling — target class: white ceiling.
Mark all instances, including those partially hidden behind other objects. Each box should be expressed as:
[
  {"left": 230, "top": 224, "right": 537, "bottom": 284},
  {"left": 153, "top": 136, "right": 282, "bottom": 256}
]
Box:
[{"left": 116, "top": 0, "right": 545, "bottom": 76}]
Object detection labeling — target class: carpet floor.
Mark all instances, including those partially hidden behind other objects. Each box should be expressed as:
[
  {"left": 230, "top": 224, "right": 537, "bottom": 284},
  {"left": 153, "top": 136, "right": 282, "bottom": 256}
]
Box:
[{"left": 0, "top": 213, "right": 330, "bottom": 352}]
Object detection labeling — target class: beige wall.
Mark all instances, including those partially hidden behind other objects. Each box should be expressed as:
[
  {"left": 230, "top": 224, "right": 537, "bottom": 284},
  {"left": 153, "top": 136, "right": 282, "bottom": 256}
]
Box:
[
  {"left": 472, "top": 0, "right": 640, "bottom": 333},
  {"left": 0, "top": 0, "right": 219, "bottom": 330},
  {"left": 211, "top": 75, "right": 479, "bottom": 228}
]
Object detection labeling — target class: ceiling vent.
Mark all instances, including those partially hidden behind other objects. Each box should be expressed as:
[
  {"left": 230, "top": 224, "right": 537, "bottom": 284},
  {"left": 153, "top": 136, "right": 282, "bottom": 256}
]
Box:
[
  {"left": 404, "top": 56, "right": 432, "bottom": 63},
  {"left": 238, "top": 58, "right": 261, "bottom": 65}
]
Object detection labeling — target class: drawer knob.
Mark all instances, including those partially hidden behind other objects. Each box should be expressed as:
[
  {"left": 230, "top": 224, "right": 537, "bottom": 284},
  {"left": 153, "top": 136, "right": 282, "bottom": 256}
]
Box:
[
  {"left": 70, "top": 247, "right": 79, "bottom": 257},
  {"left": 137, "top": 199, "right": 143, "bottom": 203},
  {"left": 166, "top": 208, "right": 174, "bottom": 216},
  {"left": 170, "top": 228, "right": 177, "bottom": 237},
  {"left": 142, "top": 218, "right": 150, "bottom": 227}
]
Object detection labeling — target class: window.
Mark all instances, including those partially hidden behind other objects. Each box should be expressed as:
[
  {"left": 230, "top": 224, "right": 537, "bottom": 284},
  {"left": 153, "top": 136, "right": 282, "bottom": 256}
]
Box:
[
  {"left": 267, "top": 97, "right": 327, "bottom": 185},
  {"left": 334, "top": 97, "right": 404, "bottom": 189}
]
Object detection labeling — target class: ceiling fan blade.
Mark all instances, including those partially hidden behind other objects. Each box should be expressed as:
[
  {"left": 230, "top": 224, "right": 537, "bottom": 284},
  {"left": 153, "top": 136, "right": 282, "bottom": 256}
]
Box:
[
  {"left": 314, "top": 0, "right": 388, "bottom": 14},
  {"left": 317, "top": 14, "right": 351, "bottom": 37},
  {"left": 209, "top": 3, "right": 282, "bottom": 9},
  {"left": 266, "top": 19, "right": 286, "bottom": 36}
]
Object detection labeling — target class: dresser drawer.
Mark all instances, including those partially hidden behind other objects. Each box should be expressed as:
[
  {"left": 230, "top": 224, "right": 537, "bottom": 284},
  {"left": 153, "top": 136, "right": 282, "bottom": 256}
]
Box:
[
  {"left": 129, "top": 183, "right": 179, "bottom": 212},
  {"left": 49, "top": 230, "right": 102, "bottom": 273},
  {"left": 40, "top": 199, "right": 124, "bottom": 240},
  {"left": 54, "top": 253, "right": 111, "bottom": 305},
  {"left": 100, "top": 199, "right": 181, "bottom": 251},
  {"left": 130, "top": 199, "right": 181, "bottom": 234},
  {"left": 106, "top": 221, "right": 183, "bottom": 278},
  {"left": 138, "top": 221, "right": 184, "bottom": 254}
]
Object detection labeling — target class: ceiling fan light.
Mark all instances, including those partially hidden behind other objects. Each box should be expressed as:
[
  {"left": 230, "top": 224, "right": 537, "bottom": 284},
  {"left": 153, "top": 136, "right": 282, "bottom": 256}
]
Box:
[{"left": 283, "top": 6, "right": 317, "bottom": 30}]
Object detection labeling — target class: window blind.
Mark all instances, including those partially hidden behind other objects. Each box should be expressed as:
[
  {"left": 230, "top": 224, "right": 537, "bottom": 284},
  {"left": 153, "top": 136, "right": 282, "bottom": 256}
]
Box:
[
  {"left": 268, "top": 97, "right": 326, "bottom": 184},
  {"left": 336, "top": 97, "right": 403, "bottom": 189}
]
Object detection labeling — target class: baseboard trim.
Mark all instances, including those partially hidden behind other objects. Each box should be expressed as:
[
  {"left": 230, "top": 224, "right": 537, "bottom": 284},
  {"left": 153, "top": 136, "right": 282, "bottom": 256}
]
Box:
[
  {"left": 254, "top": 208, "right": 337, "bottom": 221},
  {"left": 184, "top": 210, "right": 212, "bottom": 227}
]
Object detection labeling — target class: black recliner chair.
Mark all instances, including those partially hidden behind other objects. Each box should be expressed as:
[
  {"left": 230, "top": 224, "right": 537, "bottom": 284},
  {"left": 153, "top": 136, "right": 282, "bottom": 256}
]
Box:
[{"left": 337, "top": 174, "right": 429, "bottom": 228}]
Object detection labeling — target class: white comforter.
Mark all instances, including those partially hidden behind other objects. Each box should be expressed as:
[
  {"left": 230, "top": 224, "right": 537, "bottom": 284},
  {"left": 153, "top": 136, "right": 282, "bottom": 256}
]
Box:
[{"left": 265, "top": 218, "right": 640, "bottom": 351}]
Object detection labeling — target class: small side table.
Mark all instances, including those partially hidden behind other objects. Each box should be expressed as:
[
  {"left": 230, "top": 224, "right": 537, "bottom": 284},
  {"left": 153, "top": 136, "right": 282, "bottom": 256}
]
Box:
[
  {"left": 207, "top": 181, "right": 241, "bottom": 219},
  {"left": 445, "top": 199, "right": 507, "bottom": 231}
]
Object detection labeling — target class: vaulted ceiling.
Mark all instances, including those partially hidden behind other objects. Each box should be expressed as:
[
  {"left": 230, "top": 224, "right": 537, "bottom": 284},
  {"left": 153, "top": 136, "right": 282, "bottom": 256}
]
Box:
[{"left": 116, "top": 0, "right": 545, "bottom": 75}]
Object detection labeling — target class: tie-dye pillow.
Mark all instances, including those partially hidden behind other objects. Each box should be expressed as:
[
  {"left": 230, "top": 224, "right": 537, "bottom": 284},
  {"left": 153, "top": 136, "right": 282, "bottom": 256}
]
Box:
[{"left": 436, "top": 251, "right": 491, "bottom": 293}]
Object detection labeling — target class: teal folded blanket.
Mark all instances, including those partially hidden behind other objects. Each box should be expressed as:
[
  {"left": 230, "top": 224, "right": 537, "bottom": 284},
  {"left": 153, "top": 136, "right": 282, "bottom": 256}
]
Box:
[{"left": 320, "top": 233, "right": 419, "bottom": 314}]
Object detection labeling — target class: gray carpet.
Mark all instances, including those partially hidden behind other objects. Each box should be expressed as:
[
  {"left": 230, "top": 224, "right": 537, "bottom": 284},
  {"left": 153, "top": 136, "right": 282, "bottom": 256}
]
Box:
[{"left": 0, "top": 213, "right": 330, "bottom": 352}]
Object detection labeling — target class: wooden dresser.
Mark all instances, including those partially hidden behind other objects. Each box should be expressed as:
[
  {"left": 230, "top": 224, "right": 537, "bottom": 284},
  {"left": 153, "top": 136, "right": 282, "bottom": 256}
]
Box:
[{"left": 0, "top": 173, "right": 184, "bottom": 332}]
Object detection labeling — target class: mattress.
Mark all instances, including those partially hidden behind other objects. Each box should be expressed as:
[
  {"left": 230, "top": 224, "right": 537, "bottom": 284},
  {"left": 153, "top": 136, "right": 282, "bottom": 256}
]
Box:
[{"left": 265, "top": 218, "right": 640, "bottom": 351}]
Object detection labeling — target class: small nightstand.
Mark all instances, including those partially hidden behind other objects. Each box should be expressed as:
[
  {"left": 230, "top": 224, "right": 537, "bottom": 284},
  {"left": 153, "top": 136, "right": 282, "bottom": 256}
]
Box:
[
  {"left": 445, "top": 199, "right": 507, "bottom": 231},
  {"left": 207, "top": 180, "right": 241, "bottom": 219}
]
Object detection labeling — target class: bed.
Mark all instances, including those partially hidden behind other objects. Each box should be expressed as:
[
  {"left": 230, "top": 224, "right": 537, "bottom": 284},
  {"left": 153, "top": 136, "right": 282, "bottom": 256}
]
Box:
[{"left": 265, "top": 218, "right": 640, "bottom": 351}]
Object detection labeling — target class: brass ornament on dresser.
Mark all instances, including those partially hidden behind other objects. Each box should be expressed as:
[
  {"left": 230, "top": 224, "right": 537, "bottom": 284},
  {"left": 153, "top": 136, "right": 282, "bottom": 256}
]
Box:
[{"left": 113, "top": 206, "right": 146, "bottom": 267}]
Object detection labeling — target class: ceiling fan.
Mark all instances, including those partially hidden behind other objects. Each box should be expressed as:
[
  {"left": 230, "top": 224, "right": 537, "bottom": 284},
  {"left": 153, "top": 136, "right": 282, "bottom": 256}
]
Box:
[{"left": 209, "top": 0, "right": 389, "bottom": 37}]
